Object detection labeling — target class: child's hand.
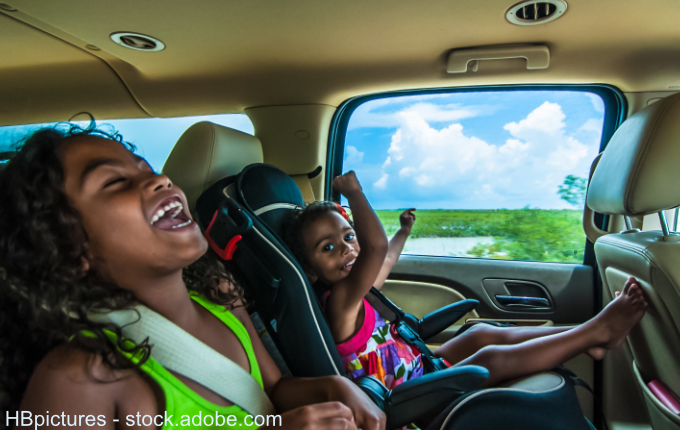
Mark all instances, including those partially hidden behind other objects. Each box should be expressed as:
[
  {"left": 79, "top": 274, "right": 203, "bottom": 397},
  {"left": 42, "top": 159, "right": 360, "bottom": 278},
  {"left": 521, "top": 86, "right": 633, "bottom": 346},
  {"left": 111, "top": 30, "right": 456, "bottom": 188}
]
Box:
[
  {"left": 333, "top": 171, "right": 362, "bottom": 198},
  {"left": 325, "top": 376, "right": 386, "bottom": 430},
  {"left": 399, "top": 208, "right": 416, "bottom": 233},
  {"left": 272, "top": 403, "right": 359, "bottom": 430}
]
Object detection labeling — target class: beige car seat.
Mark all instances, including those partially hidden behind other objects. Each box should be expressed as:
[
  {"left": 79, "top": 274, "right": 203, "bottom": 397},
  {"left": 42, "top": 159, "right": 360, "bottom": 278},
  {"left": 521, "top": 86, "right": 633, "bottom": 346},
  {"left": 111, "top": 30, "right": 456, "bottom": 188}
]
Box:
[
  {"left": 162, "top": 120, "right": 316, "bottom": 208},
  {"left": 586, "top": 93, "right": 680, "bottom": 429},
  {"left": 162, "top": 121, "right": 264, "bottom": 209}
]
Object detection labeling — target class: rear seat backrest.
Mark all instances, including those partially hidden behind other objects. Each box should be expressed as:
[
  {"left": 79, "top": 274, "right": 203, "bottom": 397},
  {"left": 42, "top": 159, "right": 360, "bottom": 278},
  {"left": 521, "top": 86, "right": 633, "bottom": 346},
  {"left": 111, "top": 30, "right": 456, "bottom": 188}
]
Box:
[
  {"left": 162, "top": 121, "right": 263, "bottom": 209},
  {"left": 586, "top": 92, "right": 680, "bottom": 429}
]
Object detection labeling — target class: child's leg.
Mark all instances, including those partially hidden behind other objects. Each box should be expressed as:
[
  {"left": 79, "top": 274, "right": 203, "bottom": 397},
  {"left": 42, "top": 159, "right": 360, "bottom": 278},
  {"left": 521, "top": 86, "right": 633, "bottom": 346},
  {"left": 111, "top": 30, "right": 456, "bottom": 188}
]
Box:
[
  {"left": 434, "top": 324, "right": 572, "bottom": 366},
  {"left": 454, "top": 277, "right": 647, "bottom": 387}
]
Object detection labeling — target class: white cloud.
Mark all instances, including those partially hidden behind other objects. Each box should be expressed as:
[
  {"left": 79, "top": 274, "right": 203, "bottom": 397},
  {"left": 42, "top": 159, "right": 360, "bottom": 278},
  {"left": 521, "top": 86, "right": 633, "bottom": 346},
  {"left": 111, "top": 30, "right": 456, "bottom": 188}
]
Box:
[
  {"left": 504, "top": 101, "right": 565, "bottom": 136},
  {"left": 348, "top": 102, "right": 480, "bottom": 130},
  {"left": 415, "top": 174, "right": 433, "bottom": 186},
  {"left": 344, "top": 145, "right": 364, "bottom": 163},
  {"left": 586, "top": 93, "right": 605, "bottom": 113},
  {"left": 399, "top": 167, "right": 416, "bottom": 177},
  {"left": 374, "top": 102, "right": 595, "bottom": 209},
  {"left": 499, "top": 139, "right": 530, "bottom": 155},
  {"left": 579, "top": 118, "right": 602, "bottom": 133},
  {"left": 373, "top": 173, "right": 388, "bottom": 189}
]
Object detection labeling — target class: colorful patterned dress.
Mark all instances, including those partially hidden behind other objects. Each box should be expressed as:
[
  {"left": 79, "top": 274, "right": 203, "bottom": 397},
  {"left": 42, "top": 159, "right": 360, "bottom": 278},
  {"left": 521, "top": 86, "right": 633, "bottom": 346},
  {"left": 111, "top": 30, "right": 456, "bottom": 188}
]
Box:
[{"left": 323, "top": 292, "right": 425, "bottom": 390}]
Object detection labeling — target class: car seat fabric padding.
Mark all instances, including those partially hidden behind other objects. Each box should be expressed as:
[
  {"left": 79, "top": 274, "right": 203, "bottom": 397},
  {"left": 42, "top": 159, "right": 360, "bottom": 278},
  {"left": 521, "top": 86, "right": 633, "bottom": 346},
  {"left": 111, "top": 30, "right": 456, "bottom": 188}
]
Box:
[
  {"left": 426, "top": 370, "right": 593, "bottom": 430},
  {"left": 195, "top": 164, "right": 345, "bottom": 377},
  {"left": 237, "top": 165, "right": 305, "bottom": 237}
]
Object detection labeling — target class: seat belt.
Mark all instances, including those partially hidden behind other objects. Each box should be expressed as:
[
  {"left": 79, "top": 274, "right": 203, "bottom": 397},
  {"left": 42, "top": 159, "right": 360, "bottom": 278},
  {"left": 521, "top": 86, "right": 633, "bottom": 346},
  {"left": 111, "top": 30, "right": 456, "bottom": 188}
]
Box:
[
  {"left": 365, "top": 288, "right": 448, "bottom": 372},
  {"left": 90, "top": 305, "right": 276, "bottom": 417}
]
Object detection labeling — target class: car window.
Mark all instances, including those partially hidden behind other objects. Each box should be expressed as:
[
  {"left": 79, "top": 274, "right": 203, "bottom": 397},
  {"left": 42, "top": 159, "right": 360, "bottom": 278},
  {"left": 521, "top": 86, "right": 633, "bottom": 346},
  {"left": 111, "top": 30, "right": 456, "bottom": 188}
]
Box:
[
  {"left": 0, "top": 114, "right": 254, "bottom": 172},
  {"left": 340, "top": 90, "right": 607, "bottom": 263}
]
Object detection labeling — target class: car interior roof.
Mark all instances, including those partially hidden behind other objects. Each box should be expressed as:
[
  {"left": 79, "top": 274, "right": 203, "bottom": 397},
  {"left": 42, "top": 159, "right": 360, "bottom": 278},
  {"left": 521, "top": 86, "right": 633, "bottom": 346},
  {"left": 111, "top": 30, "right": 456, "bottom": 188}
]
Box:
[{"left": 1, "top": 0, "right": 680, "bottom": 126}]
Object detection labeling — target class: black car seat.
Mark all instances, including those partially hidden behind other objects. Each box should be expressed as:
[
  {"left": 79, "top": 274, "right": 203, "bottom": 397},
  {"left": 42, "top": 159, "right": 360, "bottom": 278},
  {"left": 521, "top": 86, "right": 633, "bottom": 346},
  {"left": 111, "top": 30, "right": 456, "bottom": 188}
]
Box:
[
  {"left": 192, "top": 160, "right": 594, "bottom": 430},
  {"left": 162, "top": 123, "right": 493, "bottom": 427}
]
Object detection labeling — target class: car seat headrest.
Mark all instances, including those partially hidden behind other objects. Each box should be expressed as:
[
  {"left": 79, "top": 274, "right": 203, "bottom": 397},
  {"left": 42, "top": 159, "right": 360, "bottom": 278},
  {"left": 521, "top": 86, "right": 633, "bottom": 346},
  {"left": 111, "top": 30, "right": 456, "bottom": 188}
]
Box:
[
  {"left": 195, "top": 164, "right": 305, "bottom": 238},
  {"left": 162, "top": 121, "right": 263, "bottom": 210},
  {"left": 587, "top": 93, "right": 680, "bottom": 216}
]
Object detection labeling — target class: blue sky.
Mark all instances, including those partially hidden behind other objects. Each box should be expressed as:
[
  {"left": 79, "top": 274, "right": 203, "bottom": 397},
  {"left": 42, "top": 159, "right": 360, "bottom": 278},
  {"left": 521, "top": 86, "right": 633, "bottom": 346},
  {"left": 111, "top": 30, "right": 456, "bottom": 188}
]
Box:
[
  {"left": 1, "top": 91, "right": 604, "bottom": 212},
  {"left": 342, "top": 91, "right": 605, "bottom": 210},
  {"left": 0, "top": 114, "right": 254, "bottom": 172}
]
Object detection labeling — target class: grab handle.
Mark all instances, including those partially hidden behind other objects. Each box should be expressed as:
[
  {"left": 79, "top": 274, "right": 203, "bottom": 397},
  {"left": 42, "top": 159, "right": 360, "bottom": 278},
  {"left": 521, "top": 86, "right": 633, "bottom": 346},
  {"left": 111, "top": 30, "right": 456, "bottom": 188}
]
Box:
[{"left": 447, "top": 45, "right": 550, "bottom": 73}]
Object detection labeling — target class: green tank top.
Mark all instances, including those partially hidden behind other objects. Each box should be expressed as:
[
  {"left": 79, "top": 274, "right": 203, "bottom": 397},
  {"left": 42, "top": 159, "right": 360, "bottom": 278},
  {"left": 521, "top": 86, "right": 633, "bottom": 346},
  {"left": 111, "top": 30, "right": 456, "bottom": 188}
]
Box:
[{"left": 119, "top": 292, "right": 264, "bottom": 429}]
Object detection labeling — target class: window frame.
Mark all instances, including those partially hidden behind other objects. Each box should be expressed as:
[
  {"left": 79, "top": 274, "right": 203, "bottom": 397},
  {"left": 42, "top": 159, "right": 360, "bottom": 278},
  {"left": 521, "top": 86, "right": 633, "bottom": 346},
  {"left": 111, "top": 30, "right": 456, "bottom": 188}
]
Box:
[{"left": 325, "top": 84, "right": 627, "bottom": 266}]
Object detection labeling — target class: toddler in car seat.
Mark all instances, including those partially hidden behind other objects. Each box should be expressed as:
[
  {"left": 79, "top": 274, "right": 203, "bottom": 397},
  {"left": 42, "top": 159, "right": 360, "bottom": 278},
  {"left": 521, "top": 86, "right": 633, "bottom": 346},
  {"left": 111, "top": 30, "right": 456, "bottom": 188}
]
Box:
[{"left": 283, "top": 170, "right": 649, "bottom": 391}]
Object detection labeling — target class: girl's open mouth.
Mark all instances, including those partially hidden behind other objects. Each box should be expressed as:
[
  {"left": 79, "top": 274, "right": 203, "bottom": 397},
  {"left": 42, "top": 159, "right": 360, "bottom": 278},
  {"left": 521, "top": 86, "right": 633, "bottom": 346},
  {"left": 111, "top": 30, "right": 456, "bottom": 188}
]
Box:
[
  {"left": 150, "top": 196, "right": 193, "bottom": 231},
  {"left": 342, "top": 259, "right": 356, "bottom": 272}
]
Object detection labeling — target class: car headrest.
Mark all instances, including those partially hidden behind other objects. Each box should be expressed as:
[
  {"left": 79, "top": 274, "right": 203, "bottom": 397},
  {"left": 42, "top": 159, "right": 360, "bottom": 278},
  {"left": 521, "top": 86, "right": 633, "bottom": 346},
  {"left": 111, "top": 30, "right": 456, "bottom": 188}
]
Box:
[
  {"left": 587, "top": 93, "right": 680, "bottom": 216},
  {"left": 162, "top": 121, "right": 263, "bottom": 209}
]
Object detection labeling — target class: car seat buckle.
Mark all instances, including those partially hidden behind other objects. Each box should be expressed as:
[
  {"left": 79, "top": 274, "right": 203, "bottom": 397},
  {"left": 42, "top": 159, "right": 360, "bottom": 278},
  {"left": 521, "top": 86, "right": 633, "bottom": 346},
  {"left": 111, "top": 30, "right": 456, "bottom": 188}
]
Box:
[{"left": 396, "top": 321, "right": 418, "bottom": 343}]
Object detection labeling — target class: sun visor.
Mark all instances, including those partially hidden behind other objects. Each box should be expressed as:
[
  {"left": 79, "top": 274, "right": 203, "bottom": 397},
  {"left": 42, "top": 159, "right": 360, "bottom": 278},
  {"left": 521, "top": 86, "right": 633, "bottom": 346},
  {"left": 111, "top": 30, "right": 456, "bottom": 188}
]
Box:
[{"left": 587, "top": 93, "right": 680, "bottom": 216}]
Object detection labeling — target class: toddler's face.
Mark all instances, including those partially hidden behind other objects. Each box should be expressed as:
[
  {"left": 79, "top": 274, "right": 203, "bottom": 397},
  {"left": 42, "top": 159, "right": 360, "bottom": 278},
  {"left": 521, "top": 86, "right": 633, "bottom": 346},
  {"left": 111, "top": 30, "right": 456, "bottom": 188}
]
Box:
[{"left": 302, "top": 211, "right": 360, "bottom": 285}]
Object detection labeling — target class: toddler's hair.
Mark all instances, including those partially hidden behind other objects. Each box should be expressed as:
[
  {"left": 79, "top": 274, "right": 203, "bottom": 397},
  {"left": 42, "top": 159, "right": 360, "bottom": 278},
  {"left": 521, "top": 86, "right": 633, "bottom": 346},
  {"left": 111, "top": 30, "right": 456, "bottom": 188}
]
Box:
[{"left": 281, "top": 201, "right": 353, "bottom": 275}]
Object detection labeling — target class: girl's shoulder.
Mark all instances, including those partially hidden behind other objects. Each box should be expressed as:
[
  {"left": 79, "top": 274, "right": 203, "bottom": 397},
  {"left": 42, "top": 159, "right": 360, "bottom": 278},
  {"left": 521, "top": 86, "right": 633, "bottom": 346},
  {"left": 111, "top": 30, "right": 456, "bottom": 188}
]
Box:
[
  {"left": 34, "top": 343, "right": 130, "bottom": 385},
  {"left": 20, "top": 343, "right": 157, "bottom": 418}
]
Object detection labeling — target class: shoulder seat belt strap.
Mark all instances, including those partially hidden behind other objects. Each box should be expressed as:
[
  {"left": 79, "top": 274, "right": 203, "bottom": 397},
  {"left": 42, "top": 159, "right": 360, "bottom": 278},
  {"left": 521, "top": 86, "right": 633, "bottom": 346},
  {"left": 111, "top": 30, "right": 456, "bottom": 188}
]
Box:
[{"left": 90, "top": 305, "right": 276, "bottom": 417}]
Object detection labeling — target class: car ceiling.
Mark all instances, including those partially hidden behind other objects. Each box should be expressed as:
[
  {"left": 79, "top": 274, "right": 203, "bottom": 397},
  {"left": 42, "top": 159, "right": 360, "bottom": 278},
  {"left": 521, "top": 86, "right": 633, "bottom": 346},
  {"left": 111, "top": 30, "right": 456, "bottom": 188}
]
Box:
[{"left": 1, "top": 0, "right": 680, "bottom": 126}]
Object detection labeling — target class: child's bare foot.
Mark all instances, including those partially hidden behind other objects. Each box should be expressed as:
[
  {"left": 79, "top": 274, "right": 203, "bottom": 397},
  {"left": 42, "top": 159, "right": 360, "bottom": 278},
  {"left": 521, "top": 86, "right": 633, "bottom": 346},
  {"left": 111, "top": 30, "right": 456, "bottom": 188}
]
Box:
[
  {"left": 586, "top": 290, "right": 626, "bottom": 360},
  {"left": 590, "top": 277, "right": 648, "bottom": 351}
]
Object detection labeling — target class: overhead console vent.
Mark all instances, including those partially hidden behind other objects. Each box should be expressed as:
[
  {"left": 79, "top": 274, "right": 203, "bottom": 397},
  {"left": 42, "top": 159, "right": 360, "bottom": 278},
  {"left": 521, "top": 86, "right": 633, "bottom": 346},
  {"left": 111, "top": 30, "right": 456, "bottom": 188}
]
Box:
[
  {"left": 110, "top": 32, "right": 165, "bottom": 52},
  {"left": 506, "top": 0, "right": 567, "bottom": 26}
]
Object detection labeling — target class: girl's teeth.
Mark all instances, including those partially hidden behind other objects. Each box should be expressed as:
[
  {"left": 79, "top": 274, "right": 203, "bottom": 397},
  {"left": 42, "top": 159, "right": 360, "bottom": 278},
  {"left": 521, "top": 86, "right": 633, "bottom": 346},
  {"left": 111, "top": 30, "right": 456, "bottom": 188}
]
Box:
[
  {"left": 151, "top": 201, "right": 184, "bottom": 225},
  {"left": 171, "top": 219, "right": 192, "bottom": 229}
]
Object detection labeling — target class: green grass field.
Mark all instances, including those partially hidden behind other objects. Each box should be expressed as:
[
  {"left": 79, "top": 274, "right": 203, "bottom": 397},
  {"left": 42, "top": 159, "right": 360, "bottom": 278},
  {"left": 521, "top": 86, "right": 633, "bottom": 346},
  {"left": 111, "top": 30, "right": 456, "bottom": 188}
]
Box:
[{"left": 373, "top": 209, "right": 586, "bottom": 263}]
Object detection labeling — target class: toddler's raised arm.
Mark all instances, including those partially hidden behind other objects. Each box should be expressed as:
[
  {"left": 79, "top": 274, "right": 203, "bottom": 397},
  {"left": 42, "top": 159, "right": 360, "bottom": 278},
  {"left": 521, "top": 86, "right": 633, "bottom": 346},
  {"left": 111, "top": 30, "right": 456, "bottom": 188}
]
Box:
[
  {"left": 374, "top": 209, "right": 415, "bottom": 289},
  {"left": 326, "top": 171, "right": 388, "bottom": 341}
]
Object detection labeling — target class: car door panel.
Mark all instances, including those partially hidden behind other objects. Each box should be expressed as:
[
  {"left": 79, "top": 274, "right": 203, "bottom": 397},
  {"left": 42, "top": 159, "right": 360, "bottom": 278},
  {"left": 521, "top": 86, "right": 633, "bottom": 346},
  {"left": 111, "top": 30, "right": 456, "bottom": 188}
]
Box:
[
  {"left": 383, "top": 254, "right": 597, "bottom": 421},
  {"left": 381, "top": 279, "right": 479, "bottom": 322},
  {"left": 388, "top": 255, "right": 595, "bottom": 324}
]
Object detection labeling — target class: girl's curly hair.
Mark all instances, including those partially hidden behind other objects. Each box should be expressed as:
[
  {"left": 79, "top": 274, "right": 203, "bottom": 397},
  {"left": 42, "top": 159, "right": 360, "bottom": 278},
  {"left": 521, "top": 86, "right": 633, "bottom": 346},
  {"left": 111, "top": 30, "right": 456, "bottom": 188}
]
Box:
[
  {"left": 0, "top": 121, "right": 244, "bottom": 414},
  {"left": 281, "top": 201, "right": 353, "bottom": 279}
]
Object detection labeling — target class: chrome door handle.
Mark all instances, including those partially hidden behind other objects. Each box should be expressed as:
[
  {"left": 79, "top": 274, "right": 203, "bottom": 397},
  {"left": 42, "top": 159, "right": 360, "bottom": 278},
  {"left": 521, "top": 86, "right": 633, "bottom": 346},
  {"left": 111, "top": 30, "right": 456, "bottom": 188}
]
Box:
[{"left": 495, "top": 295, "right": 550, "bottom": 308}]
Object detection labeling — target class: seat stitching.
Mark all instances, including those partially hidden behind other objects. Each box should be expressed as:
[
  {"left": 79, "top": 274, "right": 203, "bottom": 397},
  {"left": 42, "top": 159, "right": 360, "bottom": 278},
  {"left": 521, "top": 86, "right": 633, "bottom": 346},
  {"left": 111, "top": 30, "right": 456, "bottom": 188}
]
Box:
[{"left": 598, "top": 236, "right": 680, "bottom": 297}]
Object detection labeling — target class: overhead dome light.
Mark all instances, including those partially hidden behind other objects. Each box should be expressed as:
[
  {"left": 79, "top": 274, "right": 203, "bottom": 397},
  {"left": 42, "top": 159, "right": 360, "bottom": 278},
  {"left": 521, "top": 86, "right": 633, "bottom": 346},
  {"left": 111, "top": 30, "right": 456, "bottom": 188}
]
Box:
[
  {"left": 110, "top": 32, "right": 165, "bottom": 52},
  {"left": 506, "top": 0, "right": 567, "bottom": 26}
]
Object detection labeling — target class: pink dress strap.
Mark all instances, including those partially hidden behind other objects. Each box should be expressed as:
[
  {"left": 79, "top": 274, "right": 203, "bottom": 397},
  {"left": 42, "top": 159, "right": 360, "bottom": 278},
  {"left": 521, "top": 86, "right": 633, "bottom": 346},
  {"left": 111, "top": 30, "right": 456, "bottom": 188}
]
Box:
[{"left": 321, "top": 291, "right": 377, "bottom": 356}]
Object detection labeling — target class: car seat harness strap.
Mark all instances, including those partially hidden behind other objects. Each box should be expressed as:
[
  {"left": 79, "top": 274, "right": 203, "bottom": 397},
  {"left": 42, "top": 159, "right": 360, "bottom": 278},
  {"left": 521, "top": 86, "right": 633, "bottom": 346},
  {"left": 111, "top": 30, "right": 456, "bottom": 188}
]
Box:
[{"left": 366, "top": 287, "right": 449, "bottom": 372}]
